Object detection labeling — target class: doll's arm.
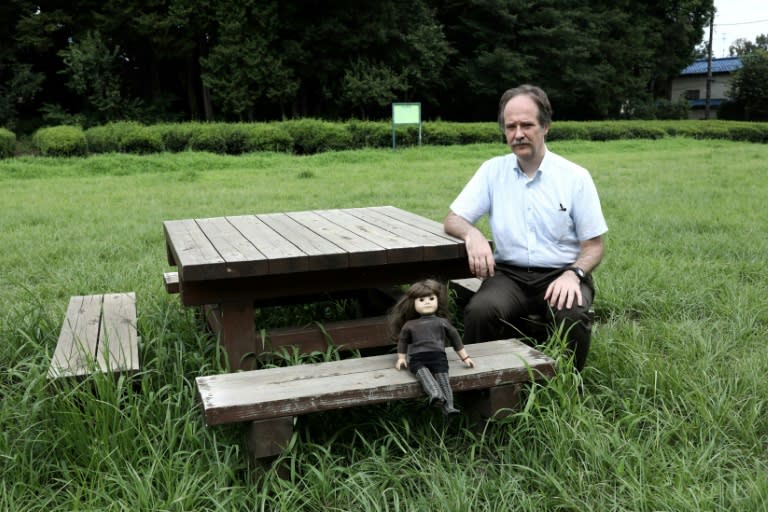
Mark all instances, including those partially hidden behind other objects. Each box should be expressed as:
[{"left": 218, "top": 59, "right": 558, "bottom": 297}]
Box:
[
  {"left": 456, "top": 348, "right": 474, "bottom": 368},
  {"left": 395, "top": 353, "right": 408, "bottom": 370}
]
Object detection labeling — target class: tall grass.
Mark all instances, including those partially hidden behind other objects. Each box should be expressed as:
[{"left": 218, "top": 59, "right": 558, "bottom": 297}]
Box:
[{"left": 1, "top": 139, "right": 767, "bottom": 510}]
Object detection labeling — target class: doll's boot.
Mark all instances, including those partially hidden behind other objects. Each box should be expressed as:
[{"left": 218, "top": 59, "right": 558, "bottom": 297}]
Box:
[
  {"left": 415, "top": 368, "right": 445, "bottom": 407},
  {"left": 435, "top": 372, "right": 460, "bottom": 416}
]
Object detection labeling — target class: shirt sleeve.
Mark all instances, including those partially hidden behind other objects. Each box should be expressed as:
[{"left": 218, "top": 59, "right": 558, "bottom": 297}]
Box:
[
  {"left": 449, "top": 160, "right": 494, "bottom": 224},
  {"left": 397, "top": 323, "right": 412, "bottom": 354}
]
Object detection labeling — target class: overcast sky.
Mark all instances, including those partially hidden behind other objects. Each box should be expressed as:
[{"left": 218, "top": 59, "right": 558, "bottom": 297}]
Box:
[{"left": 709, "top": 0, "right": 768, "bottom": 58}]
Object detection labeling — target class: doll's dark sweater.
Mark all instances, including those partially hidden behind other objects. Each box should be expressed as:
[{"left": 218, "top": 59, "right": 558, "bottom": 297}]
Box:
[{"left": 397, "top": 315, "right": 464, "bottom": 356}]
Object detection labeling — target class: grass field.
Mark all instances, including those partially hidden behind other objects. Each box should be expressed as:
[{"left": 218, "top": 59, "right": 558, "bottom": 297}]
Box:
[{"left": 1, "top": 138, "right": 767, "bottom": 511}]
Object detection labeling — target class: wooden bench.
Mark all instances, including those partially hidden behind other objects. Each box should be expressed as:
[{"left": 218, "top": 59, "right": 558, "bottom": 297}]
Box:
[
  {"left": 48, "top": 292, "right": 139, "bottom": 379},
  {"left": 195, "top": 339, "right": 555, "bottom": 463}
]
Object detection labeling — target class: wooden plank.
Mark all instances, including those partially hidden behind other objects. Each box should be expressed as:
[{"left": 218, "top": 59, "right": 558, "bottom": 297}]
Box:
[
  {"left": 48, "top": 295, "right": 102, "bottom": 378},
  {"left": 371, "top": 206, "right": 463, "bottom": 243},
  {"left": 196, "top": 339, "right": 555, "bottom": 425},
  {"left": 99, "top": 292, "right": 139, "bottom": 374},
  {"left": 163, "top": 272, "right": 179, "bottom": 294},
  {"left": 287, "top": 210, "right": 387, "bottom": 267},
  {"left": 315, "top": 209, "right": 419, "bottom": 264},
  {"left": 227, "top": 215, "right": 309, "bottom": 274},
  {"left": 196, "top": 217, "right": 268, "bottom": 277},
  {"left": 343, "top": 207, "right": 461, "bottom": 260},
  {"left": 164, "top": 219, "right": 225, "bottom": 281},
  {"left": 257, "top": 315, "right": 392, "bottom": 354},
  {"left": 259, "top": 213, "right": 348, "bottom": 270}
]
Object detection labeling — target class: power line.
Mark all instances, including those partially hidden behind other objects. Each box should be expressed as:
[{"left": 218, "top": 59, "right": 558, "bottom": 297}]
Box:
[{"left": 715, "top": 18, "right": 768, "bottom": 27}]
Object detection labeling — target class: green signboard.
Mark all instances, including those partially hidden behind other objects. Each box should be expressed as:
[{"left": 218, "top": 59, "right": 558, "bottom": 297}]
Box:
[{"left": 392, "top": 102, "right": 422, "bottom": 149}]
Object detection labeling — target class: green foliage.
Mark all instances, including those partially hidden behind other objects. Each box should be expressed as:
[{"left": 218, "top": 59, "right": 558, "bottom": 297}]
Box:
[
  {"left": 86, "top": 122, "right": 163, "bottom": 154},
  {"left": 281, "top": 119, "right": 353, "bottom": 154},
  {"left": 547, "top": 122, "right": 589, "bottom": 141},
  {"left": 423, "top": 122, "right": 500, "bottom": 145},
  {"left": 32, "top": 125, "right": 87, "bottom": 156},
  {"left": 345, "top": 120, "right": 392, "bottom": 148},
  {"left": 58, "top": 31, "right": 140, "bottom": 126},
  {"left": 0, "top": 128, "right": 15, "bottom": 158},
  {"left": 727, "top": 50, "right": 768, "bottom": 121}
]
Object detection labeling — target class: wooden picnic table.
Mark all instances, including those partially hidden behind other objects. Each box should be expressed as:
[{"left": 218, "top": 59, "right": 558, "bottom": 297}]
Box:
[{"left": 164, "top": 206, "right": 474, "bottom": 369}]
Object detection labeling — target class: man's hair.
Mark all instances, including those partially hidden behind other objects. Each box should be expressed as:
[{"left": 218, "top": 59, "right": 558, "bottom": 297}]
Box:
[{"left": 497, "top": 84, "right": 553, "bottom": 131}]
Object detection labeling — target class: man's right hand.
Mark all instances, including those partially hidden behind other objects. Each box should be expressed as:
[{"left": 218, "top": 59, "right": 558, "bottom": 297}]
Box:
[
  {"left": 465, "top": 229, "right": 495, "bottom": 278},
  {"left": 444, "top": 212, "right": 496, "bottom": 278}
]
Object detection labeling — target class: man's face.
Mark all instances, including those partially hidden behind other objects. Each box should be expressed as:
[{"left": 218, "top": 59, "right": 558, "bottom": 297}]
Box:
[
  {"left": 502, "top": 94, "right": 549, "bottom": 164},
  {"left": 414, "top": 294, "right": 438, "bottom": 315}
]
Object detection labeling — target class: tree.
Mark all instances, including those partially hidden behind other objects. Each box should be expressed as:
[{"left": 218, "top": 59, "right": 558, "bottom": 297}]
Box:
[
  {"left": 727, "top": 50, "right": 768, "bottom": 120},
  {"left": 58, "top": 31, "right": 139, "bottom": 125},
  {"left": 200, "top": 1, "right": 298, "bottom": 120},
  {"left": 729, "top": 34, "right": 768, "bottom": 56}
]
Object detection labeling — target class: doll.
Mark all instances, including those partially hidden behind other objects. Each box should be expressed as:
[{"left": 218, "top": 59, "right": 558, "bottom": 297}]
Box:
[{"left": 389, "top": 279, "right": 474, "bottom": 415}]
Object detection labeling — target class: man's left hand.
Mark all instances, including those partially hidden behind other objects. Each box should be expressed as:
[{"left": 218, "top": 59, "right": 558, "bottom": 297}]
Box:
[{"left": 544, "top": 270, "right": 583, "bottom": 310}]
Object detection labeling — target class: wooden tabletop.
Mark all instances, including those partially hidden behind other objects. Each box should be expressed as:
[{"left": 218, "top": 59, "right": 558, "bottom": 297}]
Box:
[
  {"left": 165, "top": 205, "right": 465, "bottom": 281},
  {"left": 164, "top": 206, "right": 473, "bottom": 306}
]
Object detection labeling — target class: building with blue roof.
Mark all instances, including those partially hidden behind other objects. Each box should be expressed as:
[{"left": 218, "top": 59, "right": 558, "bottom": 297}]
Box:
[{"left": 670, "top": 57, "right": 742, "bottom": 119}]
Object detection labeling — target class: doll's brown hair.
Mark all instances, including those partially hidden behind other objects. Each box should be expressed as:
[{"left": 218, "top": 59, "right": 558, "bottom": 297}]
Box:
[{"left": 388, "top": 279, "right": 449, "bottom": 342}]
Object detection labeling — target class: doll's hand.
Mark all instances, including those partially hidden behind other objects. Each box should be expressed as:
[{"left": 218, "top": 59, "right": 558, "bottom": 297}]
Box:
[
  {"left": 463, "top": 357, "right": 475, "bottom": 369},
  {"left": 395, "top": 357, "right": 407, "bottom": 370}
]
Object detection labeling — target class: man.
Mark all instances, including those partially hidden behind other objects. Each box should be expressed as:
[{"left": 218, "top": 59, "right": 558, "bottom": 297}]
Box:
[{"left": 444, "top": 84, "right": 607, "bottom": 371}]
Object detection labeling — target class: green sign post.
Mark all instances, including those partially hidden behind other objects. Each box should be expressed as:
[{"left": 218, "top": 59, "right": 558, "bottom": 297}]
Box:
[{"left": 391, "top": 102, "right": 422, "bottom": 150}]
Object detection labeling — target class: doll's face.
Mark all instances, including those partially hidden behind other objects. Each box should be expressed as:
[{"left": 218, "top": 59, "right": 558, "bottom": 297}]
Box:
[{"left": 414, "top": 294, "right": 438, "bottom": 315}]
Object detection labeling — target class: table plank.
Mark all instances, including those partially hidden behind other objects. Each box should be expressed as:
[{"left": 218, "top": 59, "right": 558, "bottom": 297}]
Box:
[
  {"left": 343, "top": 207, "right": 460, "bottom": 260},
  {"left": 259, "top": 213, "right": 348, "bottom": 270},
  {"left": 196, "top": 217, "right": 268, "bottom": 277},
  {"left": 164, "top": 219, "right": 225, "bottom": 281},
  {"left": 227, "top": 215, "right": 309, "bottom": 274},
  {"left": 315, "top": 209, "right": 419, "bottom": 264},
  {"left": 287, "top": 210, "right": 387, "bottom": 266}
]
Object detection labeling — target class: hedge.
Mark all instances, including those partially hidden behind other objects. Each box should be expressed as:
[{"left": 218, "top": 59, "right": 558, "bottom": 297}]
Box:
[
  {"left": 0, "top": 128, "right": 15, "bottom": 159},
  {"left": 33, "top": 126, "right": 88, "bottom": 157},
  {"left": 19, "top": 119, "right": 768, "bottom": 157}
]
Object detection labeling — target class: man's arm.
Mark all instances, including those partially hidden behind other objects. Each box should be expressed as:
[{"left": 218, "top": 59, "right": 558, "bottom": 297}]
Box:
[
  {"left": 444, "top": 211, "right": 495, "bottom": 278},
  {"left": 544, "top": 235, "right": 605, "bottom": 310}
]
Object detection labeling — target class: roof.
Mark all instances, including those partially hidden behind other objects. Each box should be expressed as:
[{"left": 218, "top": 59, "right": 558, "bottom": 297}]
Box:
[{"left": 680, "top": 57, "right": 742, "bottom": 75}]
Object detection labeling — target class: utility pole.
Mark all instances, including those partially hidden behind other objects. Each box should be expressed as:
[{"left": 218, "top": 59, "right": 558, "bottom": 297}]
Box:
[{"left": 704, "top": 9, "right": 714, "bottom": 120}]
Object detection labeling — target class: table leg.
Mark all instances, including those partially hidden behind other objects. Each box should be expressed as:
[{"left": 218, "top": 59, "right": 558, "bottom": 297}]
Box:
[{"left": 206, "top": 302, "right": 257, "bottom": 370}]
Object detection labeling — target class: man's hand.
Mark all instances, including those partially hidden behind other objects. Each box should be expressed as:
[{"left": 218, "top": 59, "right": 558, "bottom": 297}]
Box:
[
  {"left": 544, "top": 270, "right": 583, "bottom": 310},
  {"left": 465, "top": 229, "right": 495, "bottom": 278}
]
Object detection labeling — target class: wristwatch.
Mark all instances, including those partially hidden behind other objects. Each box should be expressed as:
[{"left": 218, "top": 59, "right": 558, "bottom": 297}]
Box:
[{"left": 566, "top": 266, "right": 586, "bottom": 282}]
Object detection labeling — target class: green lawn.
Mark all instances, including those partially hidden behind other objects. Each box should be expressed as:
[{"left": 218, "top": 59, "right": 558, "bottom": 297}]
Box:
[{"left": 1, "top": 139, "right": 767, "bottom": 511}]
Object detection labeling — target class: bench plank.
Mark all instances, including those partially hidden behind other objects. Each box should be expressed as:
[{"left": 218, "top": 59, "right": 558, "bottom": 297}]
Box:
[
  {"left": 49, "top": 295, "right": 102, "bottom": 378},
  {"left": 100, "top": 293, "right": 139, "bottom": 374},
  {"left": 196, "top": 339, "right": 554, "bottom": 426},
  {"left": 49, "top": 293, "right": 139, "bottom": 379}
]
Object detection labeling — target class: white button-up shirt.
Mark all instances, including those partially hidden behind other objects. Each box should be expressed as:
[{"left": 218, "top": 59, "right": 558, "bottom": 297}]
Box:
[{"left": 449, "top": 147, "right": 608, "bottom": 268}]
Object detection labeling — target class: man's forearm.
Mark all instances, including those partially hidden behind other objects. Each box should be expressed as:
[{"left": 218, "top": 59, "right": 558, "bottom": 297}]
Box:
[{"left": 573, "top": 236, "right": 605, "bottom": 274}]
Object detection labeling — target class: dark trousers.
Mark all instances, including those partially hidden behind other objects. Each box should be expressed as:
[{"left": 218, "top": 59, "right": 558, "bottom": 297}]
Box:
[{"left": 463, "top": 264, "right": 595, "bottom": 371}]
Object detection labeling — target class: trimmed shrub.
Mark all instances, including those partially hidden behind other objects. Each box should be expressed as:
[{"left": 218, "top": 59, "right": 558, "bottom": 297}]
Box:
[
  {"left": 623, "top": 123, "right": 667, "bottom": 140},
  {"left": 346, "top": 120, "right": 392, "bottom": 149},
  {"left": 726, "top": 125, "right": 767, "bottom": 143},
  {"left": 86, "top": 122, "right": 164, "bottom": 154},
  {"left": 548, "top": 123, "right": 589, "bottom": 141},
  {"left": 33, "top": 126, "right": 87, "bottom": 157},
  {"left": 85, "top": 124, "right": 119, "bottom": 153},
  {"left": 424, "top": 122, "right": 500, "bottom": 145},
  {"left": 188, "top": 124, "right": 228, "bottom": 153},
  {"left": 0, "top": 128, "right": 15, "bottom": 158},
  {"left": 242, "top": 124, "right": 293, "bottom": 153},
  {"left": 153, "top": 123, "right": 198, "bottom": 152},
  {"left": 281, "top": 119, "right": 353, "bottom": 154},
  {"left": 583, "top": 122, "right": 631, "bottom": 141}
]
